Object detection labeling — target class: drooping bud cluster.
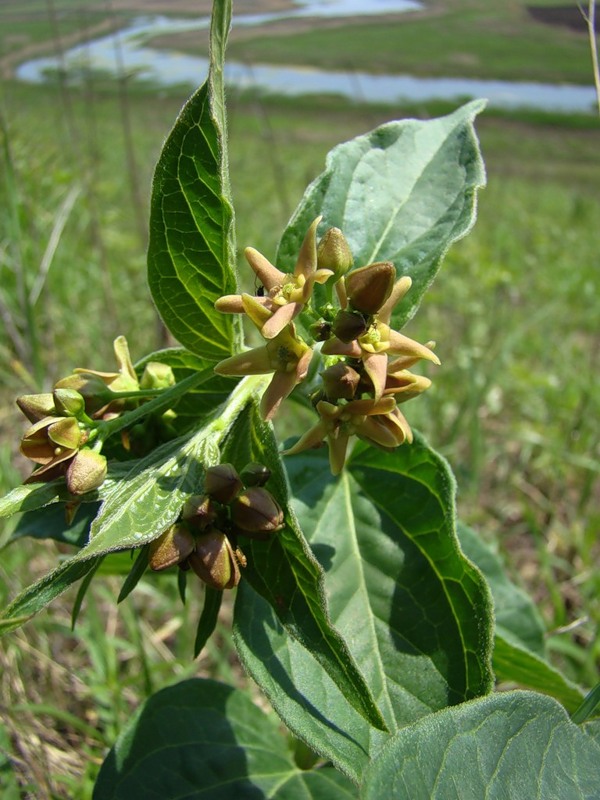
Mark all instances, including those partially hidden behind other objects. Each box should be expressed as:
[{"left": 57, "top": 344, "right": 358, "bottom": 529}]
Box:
[
  {"left": 17, "top": 387, "right": 107, "bottom": 494},
  {"left": 213, "top": 219, "right": 439, "bottom": 474},
  {"left": 148, "top": 462, "right": 284, "bottom": 590},
  {"left": 16, "top": 336, "right": 176, "bottom": 492}
]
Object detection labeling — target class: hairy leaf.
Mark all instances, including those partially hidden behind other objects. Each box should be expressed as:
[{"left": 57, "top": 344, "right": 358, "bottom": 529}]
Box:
[
  {"left": 93, "top": 679, "right": 357, "bottom": 799},
  {"left": 147, "top": 2, "right": 240, "bottom": 358},
  {"left": 225, "top": 404, "right": 387, "bottom": 732},
  {"left": 277, "top": 100, "right": 486, "bottom": 326},
  {"left": 361, "top": 691, "right": 600, "bottom": 799},
  {"left": 457, "top": 521, "right": 545, "bottom": 655},
  {"left": 234, "top": 435, "right": 494, "bottom": 782}
]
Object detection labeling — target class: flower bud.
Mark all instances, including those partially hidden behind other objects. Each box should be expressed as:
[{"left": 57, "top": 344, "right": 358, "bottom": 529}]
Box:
[
  {"left": 181, "top": 494, "right": 218, "bottom": 530},
  {"left": 53, "top": 388, "right": 86, "bottom": 418},
  {"left": 331, "top": 310, "right": 368, "bottom": 343},
  {"left": 317, "top": 227, "right": 353, "bottom": 280},
  {"left": 65, "top": 450, "right": 108, "bottom": 495},
  {"left": 345, "top": 262, "right": 395, "bottom": 315},
  {"left": 230, "top": 487, "right": 284, "bottom": 539},
  {"left": 149, "top": 524, "right": 195, "bottom": 571},
  {"left": 188, "top": 530, "right": 240, "bottom": 589},
  {"left": 204, "top": 463, "right": 243, "bottom": 504},
  {"left": 16, "top": 393, "right": 56, "bottom": 423},
  {"left": 55, "top": 372, "right": 113, "bottom": 413},
  {"left": 239, "top": 462, "right": 271, "bottom": 488},
  {"left": 321, "top": 363, "right": 360, "bottom": 401},
  {"left": 139, "top": 362, "right": 176, "bottom": 390}
]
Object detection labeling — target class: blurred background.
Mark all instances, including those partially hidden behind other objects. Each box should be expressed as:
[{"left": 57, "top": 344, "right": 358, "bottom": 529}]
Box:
[{"left": 1, "top": 1, "right": 599, "bottom": 795}]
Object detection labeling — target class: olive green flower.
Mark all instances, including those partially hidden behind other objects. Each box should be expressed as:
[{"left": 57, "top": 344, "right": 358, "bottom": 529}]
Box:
[
  {"left": 214, "top": 295, "right": 312, "bottom": 420},
  {"left": 323, "top": 274, "right": 439, "bottom": 400},
  {"left": 284, "top": 396, "right": 409, "bottom": 475},
  {"left": 215, "top": 217, "right": 333, "bottom": 339}
]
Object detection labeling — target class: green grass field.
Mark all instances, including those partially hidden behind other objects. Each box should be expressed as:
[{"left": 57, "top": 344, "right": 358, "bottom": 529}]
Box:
[{"left": 1, "top": 2, "right": 599, "bottom": 795}]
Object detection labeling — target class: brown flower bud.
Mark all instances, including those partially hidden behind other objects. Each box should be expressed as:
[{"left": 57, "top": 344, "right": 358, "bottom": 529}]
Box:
[
  {"left": 230, "top": 487, "right": 284, "bottom": 539},
  {"left": 239, "top": 462, "right": 271, "bottom": 488},
  {"left": 188, "top": 530, "right": 240, "bottom": 590},
  {"left": 149, "top": 524, "right": 195, "bottom": 571},
  {"left": 331, "top": 310, "right": 368, "bottom": 343},
  {"left": 181, "top": 494, "right": 218, "bottom": 530},
  {"left": 345, "top": 262, "right": 395, "bottom": 315},
  {"left": 16, "top": 393, "right": 56, "bottom": 423},
  {"left": 321, "top": 363, "right": 361, "bottom": 401},
  {"left": 65, "top": 450, "right": 107, "bottom": 495},
  {"left": 317, "top": 227, "right": 353, "bottom": 280},
  {"left": 204, "top": 463, "right": 243, "bottom": 504}
]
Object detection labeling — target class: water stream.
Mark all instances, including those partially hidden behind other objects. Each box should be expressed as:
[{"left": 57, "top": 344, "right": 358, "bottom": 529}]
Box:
[{"left": 14, "top": 0, "right": 598, "bottom": 114}]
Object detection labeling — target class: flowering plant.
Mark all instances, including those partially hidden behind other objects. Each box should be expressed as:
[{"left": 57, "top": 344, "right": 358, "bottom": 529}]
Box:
[{"left": 1, "top": 1, "right": 598, "bottom": 797}]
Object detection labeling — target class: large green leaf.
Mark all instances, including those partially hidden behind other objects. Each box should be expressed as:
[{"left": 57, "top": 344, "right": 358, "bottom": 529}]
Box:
[
  {"left": 360, "top": 691, "right": 600, "bottom": 799},
  {"left": 224, "top": 403, "right": 387, "bottom": 732},
  {"left": 147, "top": 1, "right": 240, "bottom": 359},
  {"left": 93, "top": 678, "right": 357, "bottom": 800},
  {"left": 277, "top": 100, "right": 486, "bottom": 326},
  {"left": 233, "top": 435, "right": 494, "bottom": 783}
]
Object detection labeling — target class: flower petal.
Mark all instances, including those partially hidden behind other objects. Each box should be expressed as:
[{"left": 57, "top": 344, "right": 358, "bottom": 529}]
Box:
[
  {"left": 214, "top": 347, "right": 273, "bottom": 376},
  {"left": 294, "top": 216, "right": 321, "bottom": 279},
  {"left": 260, "top": 370, "right": 298, "bottom": 420},
  {"left": 327, "top": 432, "right": 350, "bottom": 475},
  {"left": 388, "top": 330, "right": 441, "bottom": 365},
  {"left": 261, "top": 302, "right": 303, "bottom": 339},
  {"left": 283, "top": 420, "right": 329, "bottom": 456},
  {"left": 362, "top": 351, "right": 388, "bottom": 401},
  {"left": 378, "top": 276, "right": 412, "bottom": 324},
  {"left": 321, "top": 337, "right": 362, "bottom": 358},
  {"left": 244, "top": 247, "right": 286, "bottom": 291}
]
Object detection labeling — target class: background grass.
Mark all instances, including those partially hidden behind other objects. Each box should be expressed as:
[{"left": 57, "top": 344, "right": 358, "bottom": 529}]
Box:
[{"left": 1, "top": 1, "right": 599, "bottom": 795}]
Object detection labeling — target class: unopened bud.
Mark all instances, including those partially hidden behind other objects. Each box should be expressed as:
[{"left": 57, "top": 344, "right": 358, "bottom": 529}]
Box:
[
  {"left": 331, "top": 309, "right": 367, "bottom": 343},
  {"left": 345, "top": 262, "right": 395, "bottom": 315},
  {"left": 204, "top": 463, "right": 243, "bottom": 504},
  {"left": 321, "top": 363, "right": 361, "bottom": 401},
  {"left": 317, "top": 227, "right": 353, "bottom": 280},
  {"left": 139, "top": 362, "right": 176, "bottom": 390},
  {"left": 239, "top": 462, "right": 271, "bottom": 488},
  {"left": 16, "top": 393, "right": 55, "bottom": 423},
  {"left": 149, "top": 524, "right": 195, "bottom": 571},
  {"left": 231, "top": 487, "right": 284, "bottom": 539},
  {"left": 53, "top": 388, "right": 86, "bottom": 418},
  {"left": 181, "top": 494, "right": 218, "bottom": 530},
  {"left": 188, "top": 530, "right": 240, "bottom": 589},
  {"left": 65, "top": 450, "right": 107, "bottom": 495}
]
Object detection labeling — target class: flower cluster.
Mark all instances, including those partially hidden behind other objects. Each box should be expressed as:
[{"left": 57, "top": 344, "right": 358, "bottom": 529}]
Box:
[
  {"left": 16, "top": 336, "right": 175, "bottom": 493},
  {"left": 214, "top": 220, "right": 439, "bottom": 474},
  {"left": 148, "top": 462, "right": 284, "bottom": 590}
]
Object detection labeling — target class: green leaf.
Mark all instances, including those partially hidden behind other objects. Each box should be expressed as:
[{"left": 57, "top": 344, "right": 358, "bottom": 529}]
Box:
[
  {"left": 456, "top": 521, "right": 545, "bottom": 655},
  {"left": 0, "top": 480, "right": 67, "bottom": 519},
  {"left": 360, "top": 691, "right": 600, "bottom": 799},
  {"left": 147, "top": 2, "right": 240, "bottom": 359},
  {"left": 456, "top": 523, "right": 584, "bottom": 711},
  {"left": 277, "top": 100, "right": 486, "bottom": 326},
  {"left": 572, "top": 682, "right": 600, "bottom": 724},
  {"left": 93, "top": 678, "right": 357, "bottom": 799},
  {"left": 234, "top": 434, "right": 494, "bottom": 783},
  {"left": 493, "top": 634, "right": 584, "bottom": 714},
  {"left": 9, "top": 501, "right": 100, "bottom": 547},
  {"left": 225, "top": 403, "right": 387, "bottom": 733},
  {"left": 194, "top": 586, "right": 222, "bottom": 658}
]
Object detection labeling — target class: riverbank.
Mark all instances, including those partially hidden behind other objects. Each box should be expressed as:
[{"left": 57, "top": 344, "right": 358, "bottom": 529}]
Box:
[{"left": 150, "top": 1, "right": 594, "bottom": 86}]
